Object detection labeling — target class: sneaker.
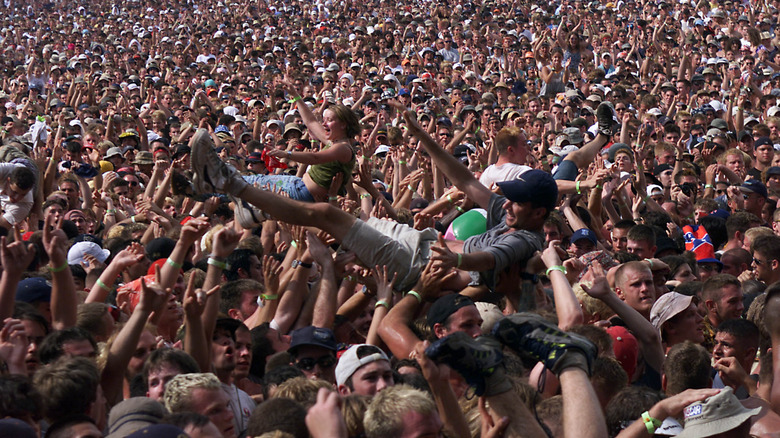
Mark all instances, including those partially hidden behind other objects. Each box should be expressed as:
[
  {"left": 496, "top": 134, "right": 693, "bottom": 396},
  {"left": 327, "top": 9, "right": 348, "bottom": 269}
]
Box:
[
  {"left": 596, "top": 102, "right": 615, "bottom": 137},
  {"left": 492, "top": 312, "right": 596, "bottom": 376},
  {"left": 191, "top": 128, "right": 249, "bottom": 195},
  {"left": 425, "top": 332, "right": 511, "bottom": 397},
  {"left": 230, "top": 194, "right": 265, "bottom": 228}
]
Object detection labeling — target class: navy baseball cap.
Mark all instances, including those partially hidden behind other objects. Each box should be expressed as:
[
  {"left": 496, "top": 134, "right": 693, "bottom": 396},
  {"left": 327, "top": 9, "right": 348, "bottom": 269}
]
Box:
[
  {"left": 571, "top": 228, "right": 597, "bottom": 246},
  {"left": 289, "top": 326, "right": 338, "bottom": 353},
  {"left": 496, "top": 169, "right": 558, "bottom": 211},
  {"left": 16, "top": 277, "right": 52, "bottom": 303},
  {"left": 740, "top": 179, "right": 768, "bottom": 199}
]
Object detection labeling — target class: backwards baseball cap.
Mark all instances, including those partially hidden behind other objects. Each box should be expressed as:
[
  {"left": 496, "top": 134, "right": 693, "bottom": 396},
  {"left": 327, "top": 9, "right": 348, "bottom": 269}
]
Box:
[
  {"left": 496, "top": 169, "right": 558, "bottom": 212},
  {"left": 740, "top": 179, "right": 768, "bottom": 199},
  {"left": 676, "top": 388, "right": 759, "bottom": 438},
  {"left": 335, "top": 344, "right": 390, "bottom": 386},
  {"left": 650, "top": 292, "right": 694, "bottom": 332},
  {"left": 289, "top": 326, "right": 338, "bottom": 354},
  {"left": 427, "top": 294, "right": 475, "bottom": 329},
  {"left": 571, "top": 228, "right": 597, "bottom": 246}
]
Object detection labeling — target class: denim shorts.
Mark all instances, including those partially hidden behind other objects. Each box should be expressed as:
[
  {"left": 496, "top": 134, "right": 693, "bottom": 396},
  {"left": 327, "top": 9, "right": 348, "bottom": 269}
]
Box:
[{"left": 243, "top": 174, "right": 315, "bottom": 202}]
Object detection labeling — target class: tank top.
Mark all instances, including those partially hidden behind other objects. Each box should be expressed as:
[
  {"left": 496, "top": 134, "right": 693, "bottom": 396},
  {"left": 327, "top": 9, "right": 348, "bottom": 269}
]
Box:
[{"left": 307, "top": 141, "right": 356, "bottom": 194}]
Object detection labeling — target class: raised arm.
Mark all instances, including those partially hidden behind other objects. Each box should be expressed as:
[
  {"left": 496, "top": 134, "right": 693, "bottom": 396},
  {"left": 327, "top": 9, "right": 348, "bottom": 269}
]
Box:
[
  {"left": 397, "top": 102, "right": 492, "bottom": 209},
  {"left": 583, "top": 263, "right": 664, "bottom": 372},
  {"left": 102, "top": 276, "right": 167, "bottom": 405},
  {"left": 283, "top": 79, "right": 329, "bottom": 143},
  {"left": 43, "top": 216, "right": 77, "bottom": 330},
  {"left": 0, "top": 230, "right": 36, "bottom": 322}
]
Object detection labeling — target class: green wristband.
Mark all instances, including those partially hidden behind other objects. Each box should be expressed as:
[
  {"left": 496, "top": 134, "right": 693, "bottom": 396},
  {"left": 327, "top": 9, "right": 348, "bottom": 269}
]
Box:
[
  {"left": 407, "top": 290, "right": 422, "bottom": 303},
  {"left": 546, "top": 265, "right": 567, "bottom": 276},
  {"left": 49, "top": 262, "right": 68, "bottom": 273}
]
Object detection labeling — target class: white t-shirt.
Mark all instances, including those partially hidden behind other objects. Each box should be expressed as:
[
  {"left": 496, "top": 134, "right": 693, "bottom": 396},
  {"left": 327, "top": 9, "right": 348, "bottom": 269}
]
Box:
[
  {"left": 222, "top": 383, "right": 256, "bottom": 436},
  {"left": 0, "top": 163, "right": 33, "bottom": 226},
  {"left": 479, "top": 163, "right": 532, "bottom": 190}
]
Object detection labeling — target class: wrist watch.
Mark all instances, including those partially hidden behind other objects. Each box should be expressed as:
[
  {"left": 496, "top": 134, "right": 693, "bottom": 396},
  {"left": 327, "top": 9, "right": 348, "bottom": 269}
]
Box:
[{"left": 292, "top": 260, "right": 313, "bottom": 269}]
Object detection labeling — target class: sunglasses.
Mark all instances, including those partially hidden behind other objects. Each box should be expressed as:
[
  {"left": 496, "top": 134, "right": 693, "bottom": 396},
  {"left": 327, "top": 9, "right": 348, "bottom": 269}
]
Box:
[
  {"left": 698, "top": 264, "right": 722, "bottom": 273},
  {"left": 295, "top": 354, "right": 337, "bottom": 371},
  {"left": 126, "top": 180, "right": 139, "bottom": 187}
]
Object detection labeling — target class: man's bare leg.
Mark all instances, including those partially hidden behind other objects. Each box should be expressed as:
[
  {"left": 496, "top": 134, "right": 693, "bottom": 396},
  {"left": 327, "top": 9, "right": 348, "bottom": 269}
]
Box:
[
  {"left": 559, "top": 368, "right": 608, "bottom": 438},
  {"left": 235, "top": 185, "right": 356, "bottom": 242},
  {"left": 559, "top": 103, "right": 615, "bottom": 171}
]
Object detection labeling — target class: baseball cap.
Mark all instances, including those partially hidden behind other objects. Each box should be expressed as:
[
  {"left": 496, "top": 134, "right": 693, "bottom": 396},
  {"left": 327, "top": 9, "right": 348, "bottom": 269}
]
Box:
[
  {"left": 606, "top": 326, "right": 638, "bottom": 378},
  {"left": 16, "top": 277, "right": 52, "bottom": 303},
  {"left": 496, "top": 169, "right": 558, "bottom": 212},
  {"left": 676, "top": 388, "right": 759, "bottom": 438},
  {"left": 335, "top": 344, "right": 390, "bottom": 386},
  {"left": 766, "top": 166, "right": 780, "bottom": 178},
  {"left": 740, "top": 179, "right": 768, "bottom": 199},
  {"left": 427, "top": 294, "right": 475, "bottom": 329},
  {"left": 571, "top": 228, "right": 597, "bottom": 246},
  {"left": 67, "top": 241, "right": 111, "bottom": 266},
  {"left": 0, "top": 419, "right": 36, "bottom": 438},
  {"left": 289, "top": 326, "right": 338, "bottom": 353},
  {"left": 246, "top": 152, "right": 263, "bottom": 163},
  {"left": 608, "top": 143, "right": 632, "bottom": 162},
  {"left": 647, "top": 184, "right": 663, "bottom": 197},
  {"left": 650, "top": 292, "right": 694, "bottom": 332},
  {"left": 755, "top": 136, "right": 772, "bottom": 149}
]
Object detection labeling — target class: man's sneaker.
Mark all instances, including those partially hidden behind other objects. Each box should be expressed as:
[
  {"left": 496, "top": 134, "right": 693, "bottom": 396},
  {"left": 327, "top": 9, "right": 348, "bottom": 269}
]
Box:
[
  {"left": 191, "top": 128, "right": 249, "bottom": 196},
  {"left": 596, "top": 102, "right": 615, "bottom": 137},
  {"left": 492, "top": 312, "right": 596, "bottom": 377},
  {"left": 425, "top": 332, "right": 511, "bottom": 397},
  {"left": 230, "top": 194, "right": 265, "bottom": 228}
]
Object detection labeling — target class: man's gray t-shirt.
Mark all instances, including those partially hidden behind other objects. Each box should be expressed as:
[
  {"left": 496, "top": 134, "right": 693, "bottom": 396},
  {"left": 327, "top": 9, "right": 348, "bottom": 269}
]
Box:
[{"left": 462, "top": 193, "right": 544, "bottom": 291}]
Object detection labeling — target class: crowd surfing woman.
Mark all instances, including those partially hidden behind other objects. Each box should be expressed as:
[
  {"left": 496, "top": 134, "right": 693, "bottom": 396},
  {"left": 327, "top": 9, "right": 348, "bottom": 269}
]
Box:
[{"left": 242, "top": 79, "right": 360, "bottom": 202}]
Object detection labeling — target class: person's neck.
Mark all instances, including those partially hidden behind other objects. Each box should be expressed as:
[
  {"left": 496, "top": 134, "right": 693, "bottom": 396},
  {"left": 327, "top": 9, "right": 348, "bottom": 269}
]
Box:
[
  {"left": 755, "top": 161, "right": 771, "bottom": 171},
  {"left": 215, "top": 368, "right": 234, "bottom": 385},
  {"left": 496, "top": 155, "right": 513, "bottom": 165}
]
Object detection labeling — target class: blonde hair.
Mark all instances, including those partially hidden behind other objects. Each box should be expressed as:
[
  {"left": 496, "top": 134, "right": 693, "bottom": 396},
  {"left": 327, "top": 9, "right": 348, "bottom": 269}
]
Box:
[
  {"left": 272, "top": 377, "right": 333, "bottom": 409},
  {"left": 164, "top": 373, "right": 222, "bottom": 413},
  {"left": 746, "top": 227, "right": 774, "bottom": 250},
  {"left": 364, "top": 385, "right": 437, "bottom": 438},
  {"left": 342, "top": 394, "right": 370, "bottom": 438},
  {"left": 573, "top": 282, "right": 616, "bottom": 321}
]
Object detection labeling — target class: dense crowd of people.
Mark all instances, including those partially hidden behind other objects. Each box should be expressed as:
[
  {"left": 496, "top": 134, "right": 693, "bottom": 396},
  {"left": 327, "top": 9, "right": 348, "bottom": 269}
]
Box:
[{"left": 5, "top": 0, "right": 780, "bottom": 436}]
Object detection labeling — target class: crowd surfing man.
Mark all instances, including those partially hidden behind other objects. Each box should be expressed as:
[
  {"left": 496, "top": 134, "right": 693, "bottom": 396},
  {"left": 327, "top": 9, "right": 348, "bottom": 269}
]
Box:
[{"left": 5, "top": 0, "right": 780, "bottom": 437}]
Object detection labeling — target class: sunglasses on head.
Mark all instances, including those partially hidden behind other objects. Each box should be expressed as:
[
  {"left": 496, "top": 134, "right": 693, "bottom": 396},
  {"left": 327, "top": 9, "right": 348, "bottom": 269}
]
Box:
[{"left": 295, "top": 354, "right": 337, "bottom": 371}]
